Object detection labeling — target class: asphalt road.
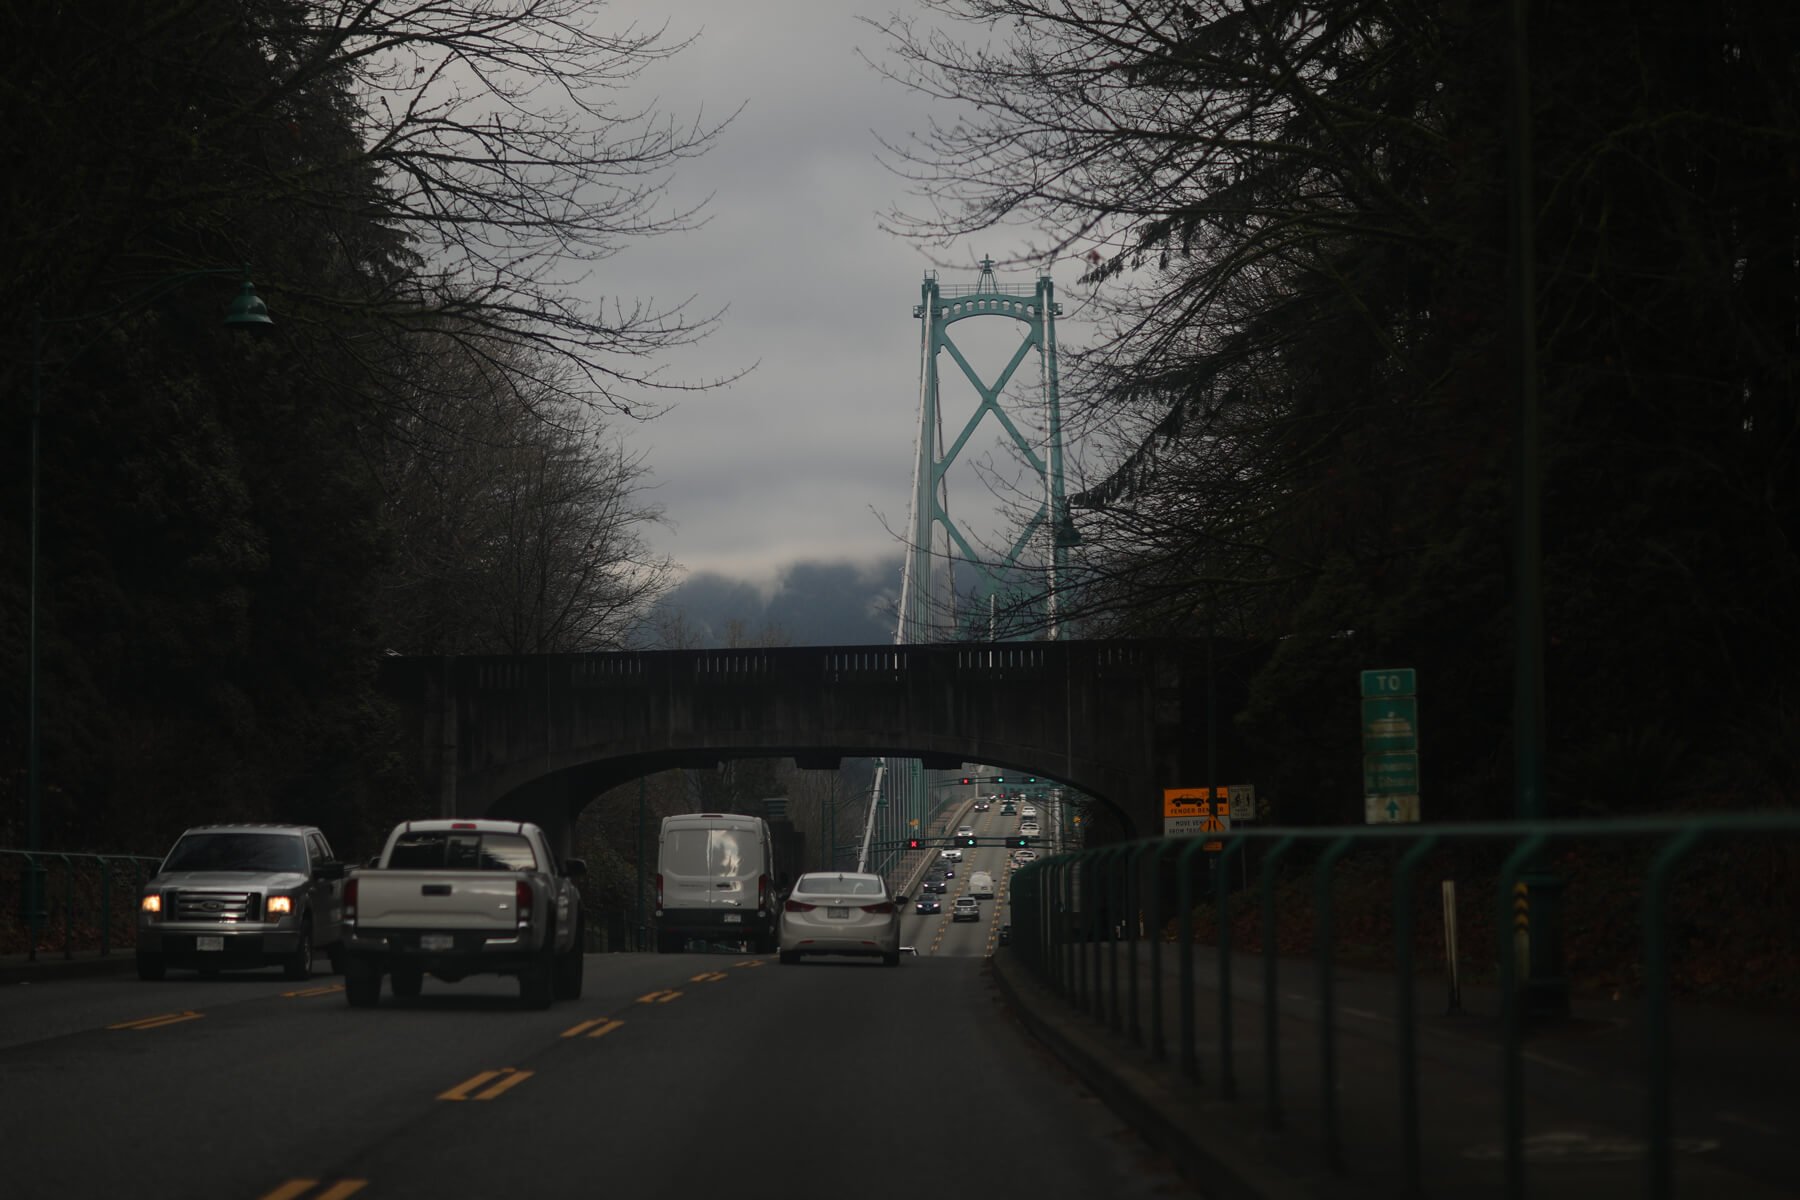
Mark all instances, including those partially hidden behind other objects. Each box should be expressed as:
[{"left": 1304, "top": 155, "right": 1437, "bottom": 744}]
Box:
[{"left": 0, "top": 805, "right": 1194, "bottom": 1200}]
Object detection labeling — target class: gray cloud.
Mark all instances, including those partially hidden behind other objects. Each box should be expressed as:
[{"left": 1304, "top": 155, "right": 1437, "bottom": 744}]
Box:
[{"left": 652, "top": 555, "right": 903, "bottom": 646}]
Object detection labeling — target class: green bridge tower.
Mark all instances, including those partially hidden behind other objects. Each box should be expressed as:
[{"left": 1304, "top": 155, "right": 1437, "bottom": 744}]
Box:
[{"left": 861, "top": 258, "right": 1070, "bottom": 877}]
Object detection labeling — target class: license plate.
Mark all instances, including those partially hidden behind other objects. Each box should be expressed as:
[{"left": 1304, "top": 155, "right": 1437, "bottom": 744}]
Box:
[
  {"left": 722, "top": 914, "right": 742, "bottom": 924},
  {"left": 195, "top": 936, "right": 224, "bottom": 952},
  {"left": 827, "top": 908, "right": 849, "bottom": 919},
  {"left": 421, "top": 933, "right": 453, "bottom": 951}
]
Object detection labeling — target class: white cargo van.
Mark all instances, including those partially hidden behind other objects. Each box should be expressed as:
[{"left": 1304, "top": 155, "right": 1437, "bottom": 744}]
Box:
[
  {"left": 968, "top": 870, "right": 995, "bottom": 900},
  {"left": 654, "top": 813, "right": 778, "bottom": 952}
]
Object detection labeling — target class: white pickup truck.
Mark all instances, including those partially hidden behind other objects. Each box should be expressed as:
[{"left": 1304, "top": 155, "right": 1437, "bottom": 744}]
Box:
[{"left": 341, "top": 819, "right": 585, "bottom": 1009}]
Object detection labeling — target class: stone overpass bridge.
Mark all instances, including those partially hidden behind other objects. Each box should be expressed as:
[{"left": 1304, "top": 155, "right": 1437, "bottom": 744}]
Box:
[{"left": 377, "top": 639, "right": 1254, "bottom": 851}]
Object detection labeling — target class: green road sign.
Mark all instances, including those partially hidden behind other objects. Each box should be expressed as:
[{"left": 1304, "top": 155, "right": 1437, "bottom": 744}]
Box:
[
  {"left": 1361, "top": 696, "right": 1419, "bottom": 753},
  {"left": 1363, "top": 753, "right": 1420, "bottom": 793},
  {"left": 1360, "top": 668, "right": 1417, "bottom": 698}
]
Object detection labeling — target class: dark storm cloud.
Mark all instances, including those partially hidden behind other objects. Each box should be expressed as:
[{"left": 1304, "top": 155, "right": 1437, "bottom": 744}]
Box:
[{"left": 653, "top": 556, "right": 903, "bottom": 647}]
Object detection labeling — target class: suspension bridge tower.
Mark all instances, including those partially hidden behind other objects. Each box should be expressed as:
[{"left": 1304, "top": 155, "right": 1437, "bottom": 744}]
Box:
[{"left": 860, "top": 258, "right": 1072, "bottom": 875}]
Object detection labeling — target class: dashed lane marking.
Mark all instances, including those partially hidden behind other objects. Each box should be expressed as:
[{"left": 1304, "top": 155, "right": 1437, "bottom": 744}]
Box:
[
  {"left": 437, "top": 1066, "right": 533, "bottom": 1101},
  {"left": 637, "top": 988, "right": 683, "bottom": 1004},
  {"left": 108, "top": 1011, "right": 203, "bottom": 1031},
  {"left": 258, "top": 1180, "right": 367, "bottom": 1200},
  {"left": 281, "top": 983, "right": 344, "bottom": 998},
  {"left": 561, "top": 1017, "right": 626, "bottom": 1039}
]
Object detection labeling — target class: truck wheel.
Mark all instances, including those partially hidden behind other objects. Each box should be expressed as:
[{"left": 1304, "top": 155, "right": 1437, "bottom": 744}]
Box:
[
  {"left": 553, "top": 917, "right": 585, "bottom": 1001},
  {"left": 136, "top": 952, "right": 166, "bottom": 982},
  {"left": 282, "top": 919, "right": 314, "bottom": 981},
  {"left": 389, "top": 967, "right": 423, "bottom": 999},
  {"left": 345, "top": 955, "right": 381, "bottom": 1008}
]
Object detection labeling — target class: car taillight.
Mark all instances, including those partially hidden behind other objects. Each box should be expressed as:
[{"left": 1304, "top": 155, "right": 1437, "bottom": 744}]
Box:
[
  {"left": 343, "top": 878, "right": 358, "bottom": 920},
  {"left": 757, "top": 873, "right": 770, "bottom": 911},
  {"left": 862, "top": 902, "right": 895, "bottom": 915},
  {"left": 515, "top": 879, "right": 533, "bottom": 925},
  {"left": 654, "top": 873, "right": 663, "bottom": 910},
  {"left": 784, "top": 900, "right": 816, "bottom": 913}
]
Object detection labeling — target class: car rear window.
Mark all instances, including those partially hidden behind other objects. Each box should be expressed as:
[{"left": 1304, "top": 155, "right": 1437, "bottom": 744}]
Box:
[
  {"left": 386, "top": 831, "right": 537, "bottom": 871},
  {"left": 796, "top": 875, "right": 884, "bottom": 896},
  {"left": 163, "top": 833, "right": 308, "bottom": 873}
]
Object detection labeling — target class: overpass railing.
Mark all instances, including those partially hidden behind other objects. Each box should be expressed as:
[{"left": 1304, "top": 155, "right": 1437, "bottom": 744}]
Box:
[
  {"left": 2, "top": 849, "right": 165, "bottom": 962},
  {"left": 1007, "top": 814, "right": 1800, "bottom": 1200}
]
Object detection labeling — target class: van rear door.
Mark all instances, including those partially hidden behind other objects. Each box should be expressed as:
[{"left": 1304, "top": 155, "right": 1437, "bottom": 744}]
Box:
[{"left": 661, "top": 818, "right": 759, "bottom": 926}]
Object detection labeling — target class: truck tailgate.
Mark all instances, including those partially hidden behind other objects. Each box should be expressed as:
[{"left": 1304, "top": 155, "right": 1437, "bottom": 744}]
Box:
[{"left": 354, "top": 871, "right": 522, "bottom": 931}]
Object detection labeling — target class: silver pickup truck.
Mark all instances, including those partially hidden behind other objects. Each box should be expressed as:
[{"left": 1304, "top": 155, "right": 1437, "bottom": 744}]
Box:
[
  {"left": 341, "top": 818, "right": 585, "bottom": 1008},
  {"left": 136, "top": 823, "right": 347, "bottom": 981}
]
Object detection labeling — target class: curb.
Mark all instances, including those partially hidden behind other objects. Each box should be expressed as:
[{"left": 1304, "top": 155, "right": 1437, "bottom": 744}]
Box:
[
  {"left": 0, "top": 952, "right": 139, "bottom": 985},
  {"left": 988, "top": 948, "right": 1333, "bottom": 1200}
]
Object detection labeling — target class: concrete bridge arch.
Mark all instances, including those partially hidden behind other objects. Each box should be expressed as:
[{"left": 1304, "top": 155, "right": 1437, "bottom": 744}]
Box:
[{"left": 377, "top": 640, "right": 1246, "bottom": 852}]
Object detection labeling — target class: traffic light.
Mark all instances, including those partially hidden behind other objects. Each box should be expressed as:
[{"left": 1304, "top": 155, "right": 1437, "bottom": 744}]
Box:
[
  {"left": 995, "top": 776, "right": 1006, "bottom": 784},
  {"left": 960, "top": 777, "right": 971, "bottom": 785},
  {"left": 1010, "top": 835, "right": 1028, "bottom": 847},
  {"left": 960, "top": 836, "right": 977, "bottom": 847},
  {"left": 1027, "top": 776, "right": 1037, "bottom": 783},
  {"left": 907, "top": 838, "right": 922, "bottom": 850}
]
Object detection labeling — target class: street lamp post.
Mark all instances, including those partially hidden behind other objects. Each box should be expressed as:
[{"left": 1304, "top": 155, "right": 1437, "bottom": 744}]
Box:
[
  {"left": 22, "top": 268, "right": 270, "bottom": 958},
  {"left": 1507, "top": 1, "right": 1567, "bottom": 1018}
]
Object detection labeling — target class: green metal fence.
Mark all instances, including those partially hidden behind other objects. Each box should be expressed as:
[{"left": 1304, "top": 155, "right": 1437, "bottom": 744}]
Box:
[
  {"left": 3, "top": 849, "right": 165, "bottom": 961},
  {"left": 1008, "top": 814, "right": 1800, "bottom": 1200}
]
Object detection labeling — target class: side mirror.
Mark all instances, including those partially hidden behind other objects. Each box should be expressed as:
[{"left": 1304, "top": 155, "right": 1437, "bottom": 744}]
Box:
[
  {"left": 564, "top": 858, "right": 588, "bottom": 878},
  {"left": 316, "top": 860, "right": 346, "bottom": 880}
]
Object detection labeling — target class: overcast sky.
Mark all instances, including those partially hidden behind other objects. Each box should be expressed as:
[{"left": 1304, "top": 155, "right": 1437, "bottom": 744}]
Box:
[{"left": 590, "top": 0, "right": 1097, "bottom": 621}]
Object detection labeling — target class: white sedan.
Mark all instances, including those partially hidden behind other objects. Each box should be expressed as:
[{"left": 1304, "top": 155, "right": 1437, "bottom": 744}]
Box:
[
  {"left": 940, "top": 847, "right": 963, "bottom": 862},
  {"left": 778, "top": 873, "right": 903, "bottom": 967}
]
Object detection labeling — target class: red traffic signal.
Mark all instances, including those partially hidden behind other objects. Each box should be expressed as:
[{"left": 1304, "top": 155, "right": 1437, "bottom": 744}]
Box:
[
  {"left": 960, "top": 777, "right": 971, "bottom": 785},
  {"left": 908, "top": 838, "right": 922, "bottom": 850}
]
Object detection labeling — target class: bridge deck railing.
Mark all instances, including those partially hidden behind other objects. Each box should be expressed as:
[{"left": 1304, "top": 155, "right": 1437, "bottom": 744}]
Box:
[
  {"left": 2, "top": 849, "right": 165, "bottom": 962},
  {"left": 1008, "top": 814, "right": 1800, "bottom": 1200}
]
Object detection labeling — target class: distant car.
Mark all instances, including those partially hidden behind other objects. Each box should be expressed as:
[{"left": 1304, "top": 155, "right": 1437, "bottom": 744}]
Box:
[
  {"left": 940, "top": 848, "right": 963, "bottom": 862},
  {"left": 1012, "top": 849, "right": 1038, "bottom": 863},
  {"left": 779, "top": 872, "right": 903, "bottom": 967},
  {"left": 973, "top": 801, "right": 990, "bottom": 812},
  {"left": 951, "top": 897, "right": 980, "bottom": 922},
  {"left": 923, "top": 878, "right": 947, "bottom": 894},
  {"left": 915, "top": 895, "right": 941, "bottom": 914},
  {"left": 955, "top": 825, "right": 975, "bottom": 840},
  {"left": 1001, "top": 803, "right": 1017, "bottom": 815},
  {"left": 1021, "top": 807, "right": 1038, "bottom": 820}
]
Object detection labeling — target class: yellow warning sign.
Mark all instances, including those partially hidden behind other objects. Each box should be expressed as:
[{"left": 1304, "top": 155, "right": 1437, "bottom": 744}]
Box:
[{"left": 1163, "top": 787, "right": 1214, "bottom": 817}]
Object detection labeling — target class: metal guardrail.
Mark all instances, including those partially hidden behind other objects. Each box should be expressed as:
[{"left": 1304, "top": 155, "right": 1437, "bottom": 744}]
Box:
[
  {"left": 1008, "top": 814, "right": 1800, "bottom": 1200},
  {"left": 3, "top": 849, "right": 164, "bottom": 962}
]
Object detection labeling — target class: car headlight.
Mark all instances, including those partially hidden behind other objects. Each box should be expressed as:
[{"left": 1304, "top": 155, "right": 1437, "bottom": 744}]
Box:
[
  {"left": 266, "top": 896, "right": 293, "bottom": 917},
  {"left": 140, "top": 893, "right": 161, "bottom": 915}
]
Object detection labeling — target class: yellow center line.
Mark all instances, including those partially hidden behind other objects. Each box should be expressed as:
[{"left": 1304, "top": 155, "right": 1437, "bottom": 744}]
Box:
[
  {"left": 636, "top": 988, "right": 683, "bottom": 1004},
  {"left": 258, "top": 1182, "right": 317, "bottom": 1200},
  {"left": 314, "top": 1183, "right": 368, "bottom": 1200},
  {"left": 282, "top": 984, "right": 344, "bottom": 998},
  {"left": 689, "top": 970, "right": 728, "bottom": 983},
  {"left": 582, "top": 1018, "right": 625, "bottom": 1039},
  {"left": 108, "top": 1011, "right": 203, "bottom": 1031},
  {"left": 734, "top": 959, "right": 766, "bottom": 968},
  {"left": 561, "top": 1017, "right": 626, "bottom": 1039},
  {"left": 439, "top": 1067, "right": 532, "bottom": 1101}
]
